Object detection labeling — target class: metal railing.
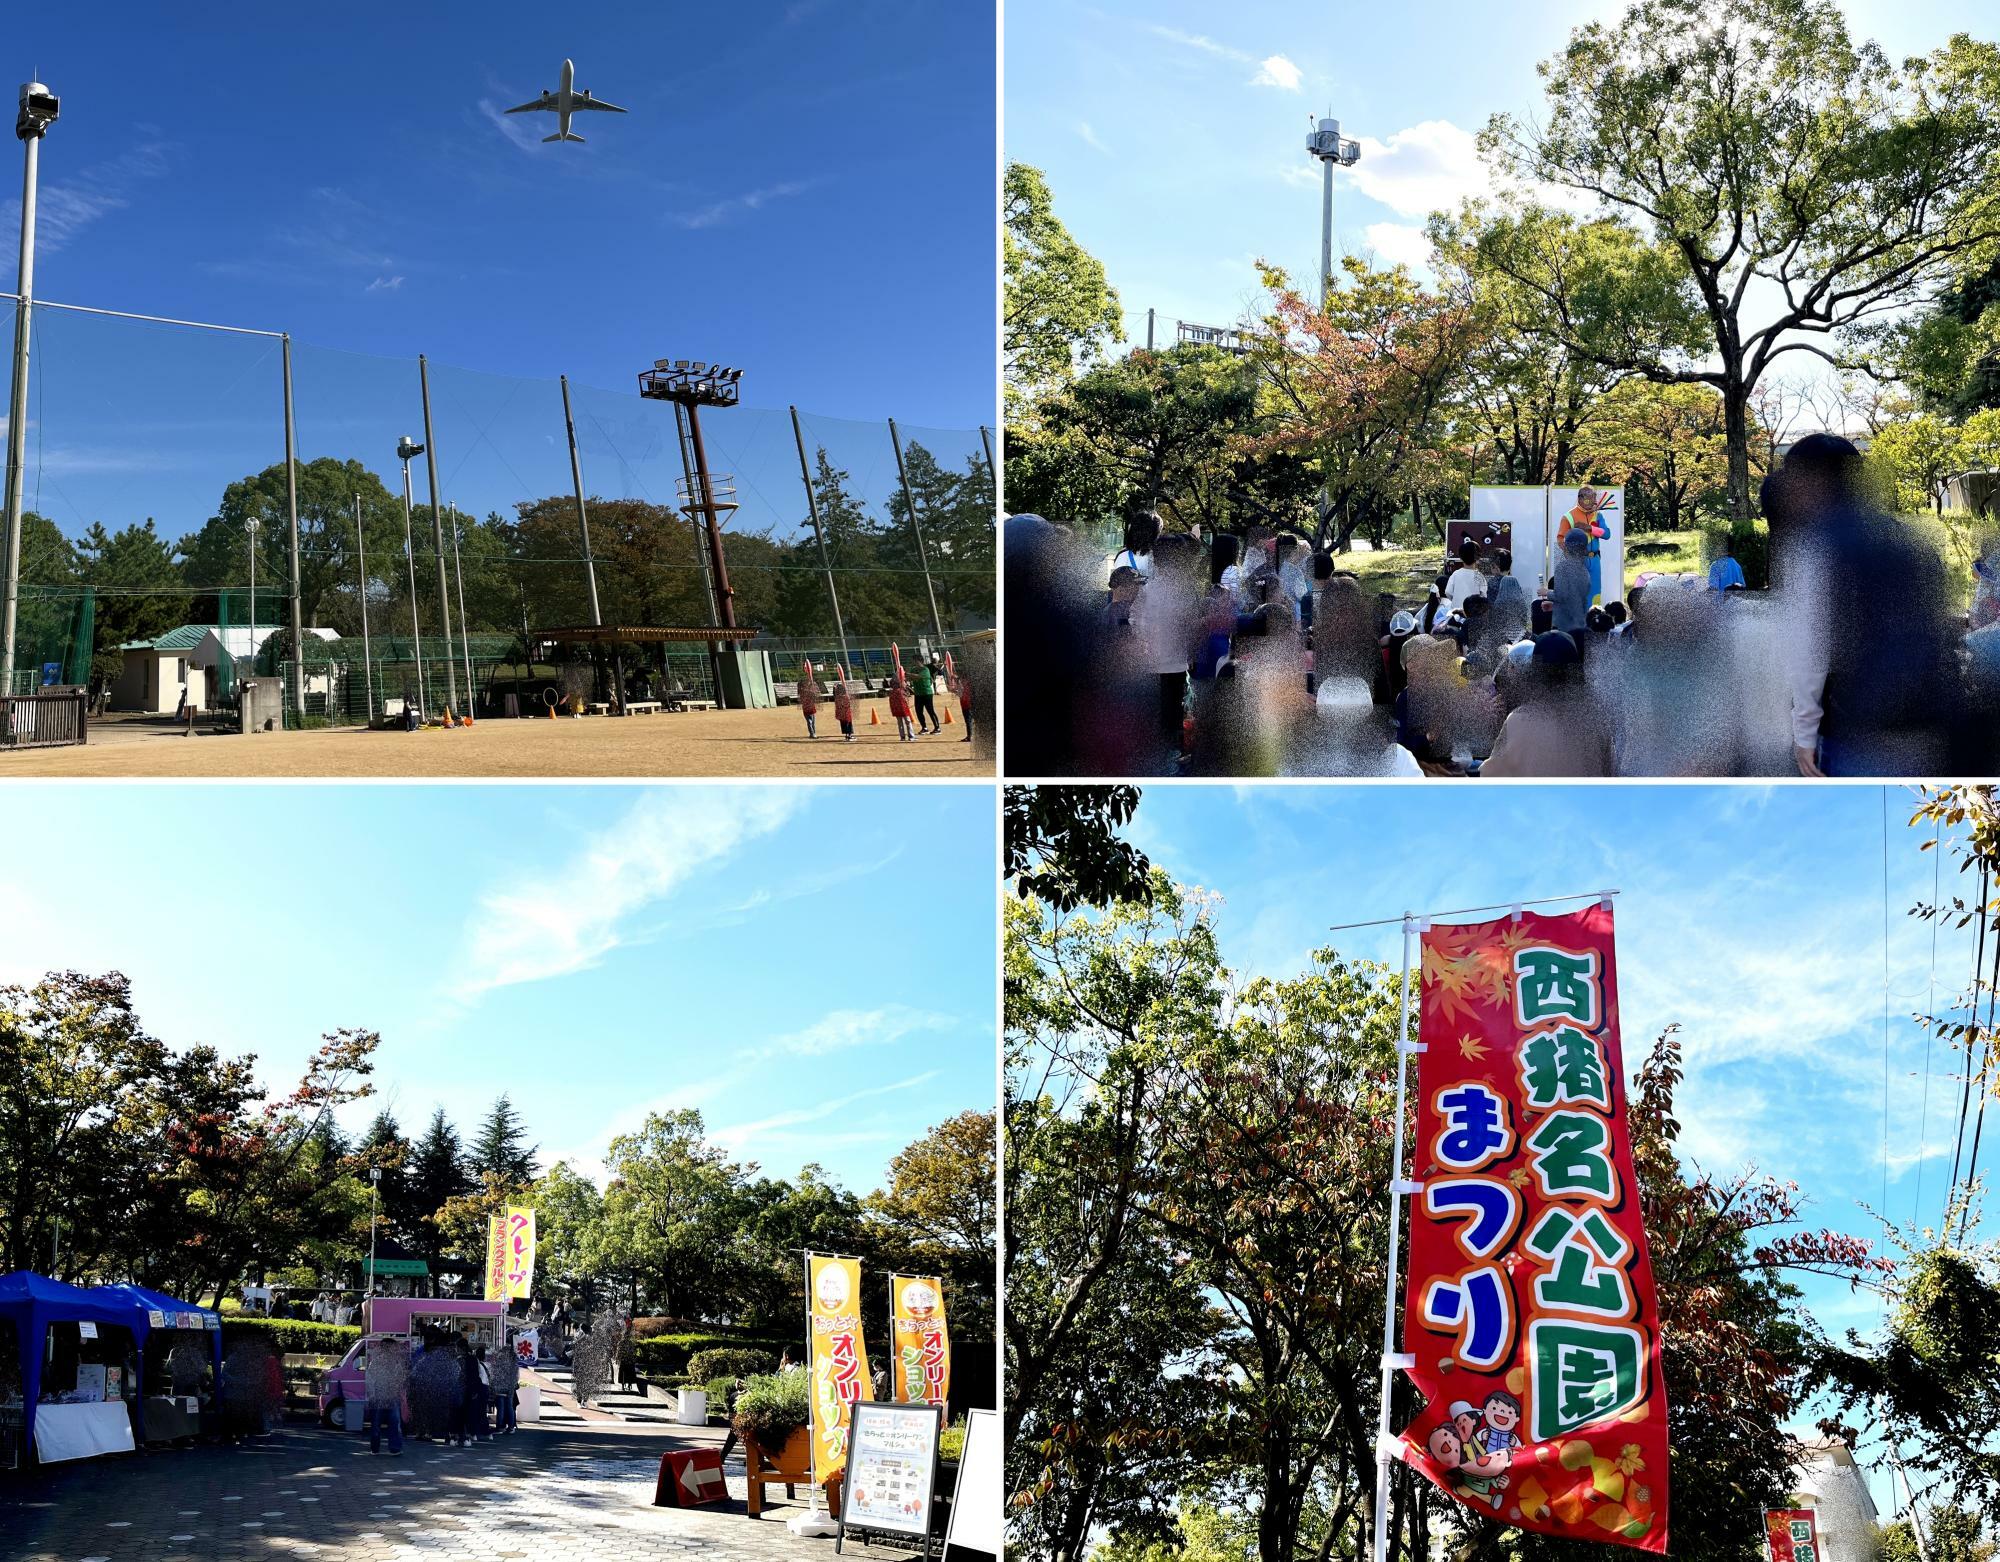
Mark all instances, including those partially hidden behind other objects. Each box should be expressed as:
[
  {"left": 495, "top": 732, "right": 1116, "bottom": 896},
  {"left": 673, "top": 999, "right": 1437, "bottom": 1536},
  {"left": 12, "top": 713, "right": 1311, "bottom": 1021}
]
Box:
[{"left": 0, "top": 688, "right": 87, "bottom": 748}]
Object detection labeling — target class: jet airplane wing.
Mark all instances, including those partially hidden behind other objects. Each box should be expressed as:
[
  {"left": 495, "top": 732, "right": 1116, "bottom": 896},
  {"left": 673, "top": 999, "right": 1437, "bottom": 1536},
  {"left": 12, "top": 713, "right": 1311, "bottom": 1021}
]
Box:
[
  {"left": 505, "top": 94, "right": 555, "bottom": 114},
  {"left": 572, "top": 96, "right": 627, "bottom": 113}
]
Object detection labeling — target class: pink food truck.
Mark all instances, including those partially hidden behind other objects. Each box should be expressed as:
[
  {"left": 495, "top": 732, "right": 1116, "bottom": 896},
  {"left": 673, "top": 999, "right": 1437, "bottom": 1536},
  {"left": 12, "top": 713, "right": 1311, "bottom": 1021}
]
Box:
[{"left": 316, "top": 1297, "right": 508, "bottom": 1429}]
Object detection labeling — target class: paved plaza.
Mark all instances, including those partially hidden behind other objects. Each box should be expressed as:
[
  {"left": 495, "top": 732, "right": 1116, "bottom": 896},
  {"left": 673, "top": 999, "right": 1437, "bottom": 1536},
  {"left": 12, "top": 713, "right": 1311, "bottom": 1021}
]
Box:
[{"left": 0, "top": 1423, "right": 920, "bottom": 1562}]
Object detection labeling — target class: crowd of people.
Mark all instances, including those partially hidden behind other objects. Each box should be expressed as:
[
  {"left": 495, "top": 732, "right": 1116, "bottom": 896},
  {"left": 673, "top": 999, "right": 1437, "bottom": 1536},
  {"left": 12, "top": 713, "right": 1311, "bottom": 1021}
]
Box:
[
  {"left": 360, "top": 1331, "right": 523, "bottom": 1456},
  {"left": 795, "top": 651, "right": 974, "bottom": 745},
  {"left": 1007, "top": 435, "right": 2000, "bottom": 777}
]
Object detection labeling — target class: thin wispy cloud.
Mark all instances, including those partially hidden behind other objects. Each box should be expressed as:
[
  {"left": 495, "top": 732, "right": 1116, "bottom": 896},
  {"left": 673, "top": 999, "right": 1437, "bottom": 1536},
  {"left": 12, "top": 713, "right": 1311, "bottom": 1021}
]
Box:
[
  {"left": 1147, "top": 27, "right": 1303, "bottom": 92},
  {"left": 365, "top": 275, "right": 404, "bottom": 294},
  {"left": 764, "top": 1005, "right": 957, "bottom": 1058},
  {"left": 2, "top": 133, "right": 175, "bottom": 254},
  {"left": 710, "top": 1070, "right": 941, "bottom": 1153},
  {"left": 459, "top": 787, "right": 803, "bottom": 998},
  {"left": 1077, "top": 121, "right": 1110, "bottom": 155},
  {"left": 672, "top": 180, "right": 811, "bottom": 230},
  {"left": 479, "top": 96, "right": 548, "bottom": 155},
  {"left": 1147, "top": 26, "right": 1252, "bottom": 63}
]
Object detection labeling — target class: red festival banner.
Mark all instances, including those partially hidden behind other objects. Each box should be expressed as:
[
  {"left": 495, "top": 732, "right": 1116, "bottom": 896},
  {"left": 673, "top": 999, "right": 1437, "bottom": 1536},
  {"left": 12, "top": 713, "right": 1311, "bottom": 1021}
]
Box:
[
  {"left": 1766, "top": 1510, "right": 1822, "bottom": 1562},
  {"left": 1395, "top": 904, "right": 1669, "bottom": 1551}
]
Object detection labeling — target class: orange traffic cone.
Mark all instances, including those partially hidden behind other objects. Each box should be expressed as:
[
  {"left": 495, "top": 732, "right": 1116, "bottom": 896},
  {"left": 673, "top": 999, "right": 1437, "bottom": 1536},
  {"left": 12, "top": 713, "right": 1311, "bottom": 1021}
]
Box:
[
  {"left": 870, "top": 707, "right": 881, "bottom": 726},
  {"left": 942, "top": 707, "right": 953, "bottom": 726}
]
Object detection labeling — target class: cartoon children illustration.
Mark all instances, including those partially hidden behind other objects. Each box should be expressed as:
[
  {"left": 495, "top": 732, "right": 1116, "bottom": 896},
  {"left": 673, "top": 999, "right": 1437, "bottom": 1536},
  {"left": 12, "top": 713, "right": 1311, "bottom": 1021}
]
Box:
[
  {"left": 1480, "top": 1391, "right": 1523, "bottom": 1458},
  {"left": 1558, "top": 485, "right": 1613, "bottom": 603},
  {"left": 1425, "top": 1423, "right": 1510, "bottom": 1512}
]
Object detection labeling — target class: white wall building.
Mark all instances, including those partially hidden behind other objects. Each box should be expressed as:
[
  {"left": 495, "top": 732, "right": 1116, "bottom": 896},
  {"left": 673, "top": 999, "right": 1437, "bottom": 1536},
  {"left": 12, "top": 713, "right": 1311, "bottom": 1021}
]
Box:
[{"left": 1789, "top": 1437, "right": 1881, "bottom": 1562}]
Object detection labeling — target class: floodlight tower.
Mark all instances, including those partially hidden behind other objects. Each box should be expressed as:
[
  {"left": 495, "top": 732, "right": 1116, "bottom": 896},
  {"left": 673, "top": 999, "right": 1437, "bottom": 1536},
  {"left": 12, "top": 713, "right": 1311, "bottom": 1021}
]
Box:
[
  {"left": 1, "top": 80, "right": 59, "bottom": 696},
  {"left": 636, "top": 359, "right": 743, "bottom": 632},
  {"left": 1306, "top": 115, "right": 1361, "bottom": 310},
  {"left": 396, "top": 435, "right": 428, "bottom": 715}
]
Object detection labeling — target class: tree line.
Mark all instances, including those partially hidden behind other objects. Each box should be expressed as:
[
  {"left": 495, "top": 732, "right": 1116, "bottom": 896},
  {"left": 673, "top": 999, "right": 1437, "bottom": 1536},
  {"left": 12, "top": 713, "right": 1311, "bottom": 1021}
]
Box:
[
  {"left": 1005, "top": 783, "right": 2000, "bottom": 1562},
  {"left": 1005, "top": 0, "right": 2000, "bottom": 575},
  {"left": 0, "top": 971, "right": 994, "bottom": 1367},
  {"left": 13, "top": 437, "right": 995, "bottom": 683}
]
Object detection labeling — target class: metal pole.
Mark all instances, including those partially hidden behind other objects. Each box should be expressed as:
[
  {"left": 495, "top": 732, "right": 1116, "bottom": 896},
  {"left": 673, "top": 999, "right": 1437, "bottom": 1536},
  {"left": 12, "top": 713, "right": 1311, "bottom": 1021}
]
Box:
[
  {"left": 978, "top": 425, "right": 996, "bottom": 490},
  {"left": 888, "top": 418, "right": 946, "bottom": 643},
  {"left": 1371, "top": 913, "right": 1419, "bottom": 1562},
  {"left": 400, "top": 460, "right": 427, "bottom": 714},
  {"left": 790, "top": 405, "right": 851, "bottom": 672},
  {"left": 1145, "top": 307, "right": 1155, "bottom": 351},
  {"left": 1320, "top": 155, "right": 1335, "bottom": 311},
  {"left": 684, "top": 403, "right": 736, "bottom": 629},
  {"left": 670, "top": 401, "right": 724, "bottom": 703},
  {"left": 282, "top": 334, "right": 304, "bottom": 714},
  {"left": 354, "top": 494, "right": 374, "bottom": 724},
  {"left": 451, "top": 503, "right": 473, "bottom": 711},
  {"left": 560, "top": 375, "right": 603, "bottom": 626},
  {"left": 0, "top": 120, "right": 41, "bottom": 694},
  {"left": 418, "top": 355, "right": 458, "bottom": 712},
  {"left": 368, "top": 1175, "right": 380, "bottom": 1305}
]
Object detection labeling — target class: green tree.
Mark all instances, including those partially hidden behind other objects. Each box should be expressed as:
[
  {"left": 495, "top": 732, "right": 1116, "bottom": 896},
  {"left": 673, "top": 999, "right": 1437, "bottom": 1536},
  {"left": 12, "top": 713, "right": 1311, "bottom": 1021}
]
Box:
[
  {"left": 1006, "top": 163, "right": 1123, "bottom": 413},
  {"left": 1575, "top": 379, "right": 1741, "bottom": 530},
  {"left": 75, "top": 519, "right": 186, "bottom": 672},
  {"left": 1483, "top": 0, "right": 2000, "bottom": 522},
  {"left": 598, "top": 1108, "right": 743, "bottom": 1318},
  {"left": 1873, "top": 414, "right": 1968, "bottom": 516},
  {"left": 1004, "top": 784, "right": 1152, "bottom": 914},
  {"left": 406, "top": 1107, "right": 470, "bottom": 1268},
  {"left": 528, "top": 1160, "right": 609, "bottom": 1313},
  {"left": 468, "top": 1094, "right": 539, "bottom": 1186}
]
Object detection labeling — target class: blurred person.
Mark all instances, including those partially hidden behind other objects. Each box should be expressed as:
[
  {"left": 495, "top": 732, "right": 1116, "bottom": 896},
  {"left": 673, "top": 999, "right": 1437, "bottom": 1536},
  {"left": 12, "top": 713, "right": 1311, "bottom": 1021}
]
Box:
[
  {"left": 1707, "top": 531, "right": 1748, "bottom": 592},
  {"left": 1105, "top": 565, "right": 1142, "bottom": 630},
  {"left": 1971, "top": 542, "right": 2000, "bottom": 633},
  {"left": 490, "top": 1339, "right": 519, "bottom": 1435},
  {"left": 1446, "top": 538, "right": 1488, "bottom": 615},
  {"left": 1487, "top": 550, "right": 1530, "bottom": 646},
  {"left": 1559, "top": 484, "right": 1611, "bottom": 600},
  {"left": 1004, "top": 514, "right": 1097, "bottom": 775},
  {"left": 1309, "top": 675, "right": 1424, "bottom": 776},
  {"left": 1551, "top": 527, "right": 1593, "bottom": 639},
  {"left": 910, "top": 657, "right": 942, "bottom": 734},
  {"left": 1482, "top": 631, "right": 1614, "bottom": 776},
  {"left": 1770, "top": 433, "right": 1951, "bottom": 776},
  {"left": 365, "top": 1336, "right": 409, "bottom": 1456},
  {"left": 1137, "top": 532, "right": 1205, "bottom": 749},
  {"left": 1315, "top": 574, "right": 1380, "bottom": 690},
  {"left": 1105, "top": 510, "right": 1161, "bottom": 584}
]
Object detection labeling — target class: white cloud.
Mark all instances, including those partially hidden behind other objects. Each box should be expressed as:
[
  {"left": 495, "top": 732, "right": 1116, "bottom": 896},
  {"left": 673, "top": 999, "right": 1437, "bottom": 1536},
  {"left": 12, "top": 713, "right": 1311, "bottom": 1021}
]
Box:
[
  {"left": 1363, "top": 221, "right": 1435, "bottom": 273},
  {"left": 365, "top": 275, "right": 404, "bottom": 293},
  {"left": 479, "top": 97, "right": 547, "bottom": 155},
  {"left": 766, "top": 1005, "right": 956, "bottom": 1057},
  {"left": 3, "top": 135, "right": 174, "bottom": 254},
  {"left": 1077, "top": 121, "right": 1110, "bottom": 155},
  {"left": 1348, "top": 119, "right": 1489, "bottom": 219},
  {"left": 1147, "top": 26, "right": 1251, "bottom": 63},
  {"left": 710, "top": 1071, "right": 940, "bottom": 1154},
  {"left": 672, "top": 181, "right": 811, "bottom": 230},
  {"left": 459, "top": 788, "right": 803, "bottom": 998},
  {"left": 1253, "top": 55, "right": 1303, "bottom": 92}
]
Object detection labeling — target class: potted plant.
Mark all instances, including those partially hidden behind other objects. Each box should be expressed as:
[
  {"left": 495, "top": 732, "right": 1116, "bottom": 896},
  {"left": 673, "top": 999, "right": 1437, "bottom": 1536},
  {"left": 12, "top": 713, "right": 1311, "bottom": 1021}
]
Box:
[{"left": 732, "top": 1367, "right": 817, "bottom": 1517}]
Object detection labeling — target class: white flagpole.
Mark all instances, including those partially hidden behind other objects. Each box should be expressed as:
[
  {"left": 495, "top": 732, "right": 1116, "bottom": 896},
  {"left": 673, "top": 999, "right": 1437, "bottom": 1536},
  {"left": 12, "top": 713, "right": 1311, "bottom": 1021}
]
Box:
[{"left": 1372, "top": 912, "right": 1423, "bottom": 1562}]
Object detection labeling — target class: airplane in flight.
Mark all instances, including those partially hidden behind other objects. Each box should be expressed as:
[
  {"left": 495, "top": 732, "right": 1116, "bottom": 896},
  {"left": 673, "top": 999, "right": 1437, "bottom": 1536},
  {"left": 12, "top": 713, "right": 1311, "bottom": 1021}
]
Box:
[{"left": 505, "top": 59, "right": 626, "bottom": 143}]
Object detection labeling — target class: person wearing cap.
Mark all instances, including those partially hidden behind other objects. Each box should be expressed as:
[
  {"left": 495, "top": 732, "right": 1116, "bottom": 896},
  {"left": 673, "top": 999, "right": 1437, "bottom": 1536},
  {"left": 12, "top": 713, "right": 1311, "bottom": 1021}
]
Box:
[{"left": 1480, "top": 631, "right": 1613, "bottom": 776}]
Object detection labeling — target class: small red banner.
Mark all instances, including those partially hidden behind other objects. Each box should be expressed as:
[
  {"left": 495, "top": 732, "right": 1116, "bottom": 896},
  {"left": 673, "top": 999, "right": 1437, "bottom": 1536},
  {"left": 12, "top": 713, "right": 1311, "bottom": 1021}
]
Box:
[
  {"left": 1766, "top": 1509, "right": 1822, "bottom": 1562},
  {"left": 1396, "top": 904, "right": 1669, "bottom": 1552}
]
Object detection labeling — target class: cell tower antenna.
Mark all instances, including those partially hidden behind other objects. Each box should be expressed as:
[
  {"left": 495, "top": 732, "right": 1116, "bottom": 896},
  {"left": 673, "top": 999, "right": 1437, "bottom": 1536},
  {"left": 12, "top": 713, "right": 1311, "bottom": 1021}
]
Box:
[{"left": 1306, "top": 114, "right": 1361, "bottom": 311}]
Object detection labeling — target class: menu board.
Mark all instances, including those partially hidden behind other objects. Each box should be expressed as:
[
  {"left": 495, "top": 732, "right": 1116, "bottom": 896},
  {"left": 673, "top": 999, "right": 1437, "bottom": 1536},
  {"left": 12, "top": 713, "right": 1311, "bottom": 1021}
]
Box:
[{"left": 839, "top": 1400, "right": 941, "bottom": 1544}]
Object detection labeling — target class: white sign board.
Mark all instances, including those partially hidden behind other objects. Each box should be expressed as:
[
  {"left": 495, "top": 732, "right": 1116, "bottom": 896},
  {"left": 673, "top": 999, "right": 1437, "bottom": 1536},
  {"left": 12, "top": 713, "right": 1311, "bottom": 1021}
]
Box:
[
  {"left": 840, "top": 1400, "right": 941, "bottom": 1543},
  {"left": 1470, "top": 485, "right": 1626, "bottom": 608},
  {"left": 943, "top": 1408, "right": 1002, "bottom": 1562},
  {"left": 77, "top": 1322, "right": 97, "bottom": 1341}
]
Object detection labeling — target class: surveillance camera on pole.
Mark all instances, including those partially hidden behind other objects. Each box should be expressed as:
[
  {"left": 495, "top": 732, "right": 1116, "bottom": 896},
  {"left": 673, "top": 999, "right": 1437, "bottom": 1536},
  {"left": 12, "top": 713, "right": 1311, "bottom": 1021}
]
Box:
[
  {"left": 1, "top": 81, "right": 60, "bottom": 698},
  {"left": 1306, "top": 116, "right": 1361, "bottom": 311}
]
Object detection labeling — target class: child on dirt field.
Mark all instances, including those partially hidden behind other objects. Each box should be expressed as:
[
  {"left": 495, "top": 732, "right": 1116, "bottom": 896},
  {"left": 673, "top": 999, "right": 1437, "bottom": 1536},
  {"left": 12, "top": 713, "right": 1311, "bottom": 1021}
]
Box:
[
  {"left": 798, "top": 661, "right": 821, "bottom": 739},
  {"left": 831, "top": 667, "right": 857, "bottom": 742},
  {"left": 888, "top": 663, "right": 915, "bottom": 741}
]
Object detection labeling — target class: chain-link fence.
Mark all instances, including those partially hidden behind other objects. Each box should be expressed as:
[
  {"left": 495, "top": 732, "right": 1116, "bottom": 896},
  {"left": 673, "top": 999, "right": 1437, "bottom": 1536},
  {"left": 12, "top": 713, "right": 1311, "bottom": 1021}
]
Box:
[{"left": 1, "top": 299, "right": 994, "bottom": 728}]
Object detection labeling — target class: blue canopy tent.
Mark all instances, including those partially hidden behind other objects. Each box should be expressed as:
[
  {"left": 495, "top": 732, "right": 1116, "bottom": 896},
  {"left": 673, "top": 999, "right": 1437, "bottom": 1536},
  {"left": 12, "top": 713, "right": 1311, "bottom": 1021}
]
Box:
[
  {"left": 0, "top": 1271, "right": 149, "bottom": 1461},
  {"left": 88, "top": 1285, "right": 223, "bottom": 1444}
]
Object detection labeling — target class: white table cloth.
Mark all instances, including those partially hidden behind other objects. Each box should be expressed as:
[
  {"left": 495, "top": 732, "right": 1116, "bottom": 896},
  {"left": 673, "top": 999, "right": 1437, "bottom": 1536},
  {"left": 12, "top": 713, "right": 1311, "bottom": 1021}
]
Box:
[{"left": 33, "top": 1401, "right": 134, "bottom": 1463}]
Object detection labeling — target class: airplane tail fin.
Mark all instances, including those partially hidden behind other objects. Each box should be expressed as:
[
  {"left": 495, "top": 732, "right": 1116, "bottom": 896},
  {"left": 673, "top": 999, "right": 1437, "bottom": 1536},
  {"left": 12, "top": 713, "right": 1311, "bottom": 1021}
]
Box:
[{"left": 543, "top": 132, "right": 585, "bottom": 143}]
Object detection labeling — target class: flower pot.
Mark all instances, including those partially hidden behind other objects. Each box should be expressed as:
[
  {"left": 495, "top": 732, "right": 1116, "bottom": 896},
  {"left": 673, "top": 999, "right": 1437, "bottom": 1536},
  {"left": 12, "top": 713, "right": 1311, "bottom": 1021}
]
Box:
[{"left": 743, "top": 1424, "right": 819, "bottom": 1517}]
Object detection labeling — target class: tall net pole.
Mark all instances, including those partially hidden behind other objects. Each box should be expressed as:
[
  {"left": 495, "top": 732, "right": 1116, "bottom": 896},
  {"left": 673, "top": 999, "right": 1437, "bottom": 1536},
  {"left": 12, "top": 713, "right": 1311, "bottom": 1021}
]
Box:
[
  {"left": 451, "top": 502, "right": 473, "bottom": 712},
  {"left": 560, "top": 375, "right": 604, "bottom": 626},
  {"left": 790, "top": 405, "right": 850, "bottom": 673},
  {"left": 399, "top": 458, "right": 427, "bottom": 715},
  {"left": 282, "top": 333, "right": 304, "bottom": 714},
  {"left": 0, "top": 122, "right": 41, "bottom": 695},
  {"left": 888, "top": 418, "right": 945, "bottom": 642},
  {"left": 353, "top": 493, "right": 374, "bottom": 722},
  {"left": 418, "top": 355, "right": 458, "bottom": 712}
]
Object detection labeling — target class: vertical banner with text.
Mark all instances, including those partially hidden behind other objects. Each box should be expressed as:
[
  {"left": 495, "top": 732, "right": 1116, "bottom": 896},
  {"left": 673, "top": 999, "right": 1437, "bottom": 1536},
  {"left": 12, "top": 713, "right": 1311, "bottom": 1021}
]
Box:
[
  {"left": 807, "top": 1254, "right": 871, "bottom": 1486},
  {"left": 1766, "top": 1510, "right": 1821, "bottom": 1562},
  {"left": 890, "top": 1275, "right": 950, "bottom": 1413},
  {"left": 1396, "top": 904, "right": 1669, "bottom": 1551},
  {"left": 502, "top": 1206, "right": 536, "bottom": 1301},
  {"left": 483, "top": 1215, "right": 507, "bottom": 1303}
]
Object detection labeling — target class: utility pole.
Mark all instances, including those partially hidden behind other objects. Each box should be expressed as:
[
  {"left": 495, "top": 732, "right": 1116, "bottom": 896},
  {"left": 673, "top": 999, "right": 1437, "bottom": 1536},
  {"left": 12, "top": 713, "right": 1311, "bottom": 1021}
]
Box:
[
  {"left": 1, "top": 81, "right": 59, "bottom": 696},
  {"left": 559, "top": 375, "right": 604, "bottom": 626},
  {"left": 353, "top": 494, "right": 374, "bottom": 721},
  {"left": 790, "top": 405, "right": 851, "bottom": 674}
]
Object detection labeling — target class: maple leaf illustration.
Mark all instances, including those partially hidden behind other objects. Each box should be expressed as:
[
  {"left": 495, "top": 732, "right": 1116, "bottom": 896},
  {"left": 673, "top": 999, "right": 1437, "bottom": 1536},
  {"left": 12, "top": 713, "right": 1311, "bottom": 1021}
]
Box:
[
  {"left": 1617, "top": 1444, "right": 1645, "bottom": 1476},
  {"left": 1507, "top": 1168, "right": 1532, "bottom": 1189},
  {"left": 1458, "top": 1033, "right": 1489, "bottom": 1061},
  {"left": 1422, "top": 946, "right": 1497, "bottom": 1028}
]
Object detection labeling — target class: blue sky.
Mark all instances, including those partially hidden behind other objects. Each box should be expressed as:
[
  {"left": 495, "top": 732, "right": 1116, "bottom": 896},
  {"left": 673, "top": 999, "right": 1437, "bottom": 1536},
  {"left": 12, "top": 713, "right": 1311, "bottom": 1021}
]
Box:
[
  {"left": 1117, "top": 782, "right": 1987, "bottom": 1471},
  {"left": 1007, "top": 1, "right": 1994, "bottom": 357},
  {"left": 2, "top": 1, "right": 994, "bottom": 547},
  {"left": 0, "top": 783, "right": 997, "bottom": 1198}
]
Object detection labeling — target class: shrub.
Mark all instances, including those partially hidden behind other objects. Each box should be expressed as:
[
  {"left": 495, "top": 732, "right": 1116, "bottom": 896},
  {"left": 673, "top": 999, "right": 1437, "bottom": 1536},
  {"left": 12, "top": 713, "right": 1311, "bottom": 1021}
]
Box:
[
  {"left": 221, "top": 1317, "right": 358, "bottom": 1356},
  {"left": 939, "top": 1420, "right": 965, "bottom": 1462},
  {"left": 731, "top": 1366, "right": 812, "bottom": 1446},
  {"left": 704, "top": 1375, "right": 739, "bottom": 1414},
  {"left": 633, "top": 1331, "right": 794, "bottom": 1377},
  {"left": 685, "top": 1347, "right": 776, "bottom": 1382}
]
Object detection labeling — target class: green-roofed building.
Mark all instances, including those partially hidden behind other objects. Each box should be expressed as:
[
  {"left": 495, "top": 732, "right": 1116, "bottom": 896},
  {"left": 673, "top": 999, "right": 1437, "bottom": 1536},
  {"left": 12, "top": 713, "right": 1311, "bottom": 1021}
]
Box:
[{"left": 109, "top": 623, "right": 234, "bottom": 713}]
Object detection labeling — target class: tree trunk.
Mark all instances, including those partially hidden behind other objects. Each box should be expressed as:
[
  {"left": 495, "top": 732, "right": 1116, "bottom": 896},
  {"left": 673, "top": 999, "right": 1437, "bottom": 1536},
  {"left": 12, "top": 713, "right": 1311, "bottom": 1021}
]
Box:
[{"left": 1722, "top": 371, "right": 1754, "bottom": 525}]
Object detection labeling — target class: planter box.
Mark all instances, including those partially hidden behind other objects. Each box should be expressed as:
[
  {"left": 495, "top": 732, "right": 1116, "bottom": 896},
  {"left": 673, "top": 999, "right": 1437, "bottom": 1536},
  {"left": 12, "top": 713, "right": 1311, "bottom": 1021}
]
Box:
[{"left": 742, "top": 1425, "right": 822, "bottom": 1517}]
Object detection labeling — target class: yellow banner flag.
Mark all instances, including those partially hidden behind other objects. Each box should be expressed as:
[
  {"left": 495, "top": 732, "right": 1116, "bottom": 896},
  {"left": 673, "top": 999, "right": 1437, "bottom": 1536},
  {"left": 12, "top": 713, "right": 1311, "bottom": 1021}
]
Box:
[
  {"left": 806, "top": 1254, "right": 870, "bottom": 1485},
  {"left": 501, "top": 1206, "right": 536, "bottom": 1301},
  {"left": 482, "top": 1214, "right": 507, "bottom": 1302},
  {"left": 890, "top": 1275, "right": 950, "bottom": 1414}
]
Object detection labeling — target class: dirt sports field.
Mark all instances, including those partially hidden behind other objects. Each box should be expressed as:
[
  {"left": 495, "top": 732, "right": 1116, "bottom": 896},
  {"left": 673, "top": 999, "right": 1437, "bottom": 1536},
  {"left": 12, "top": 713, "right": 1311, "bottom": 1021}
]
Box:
[{"left": 0, "top": 706, "right": 991, "bottom": 778}]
